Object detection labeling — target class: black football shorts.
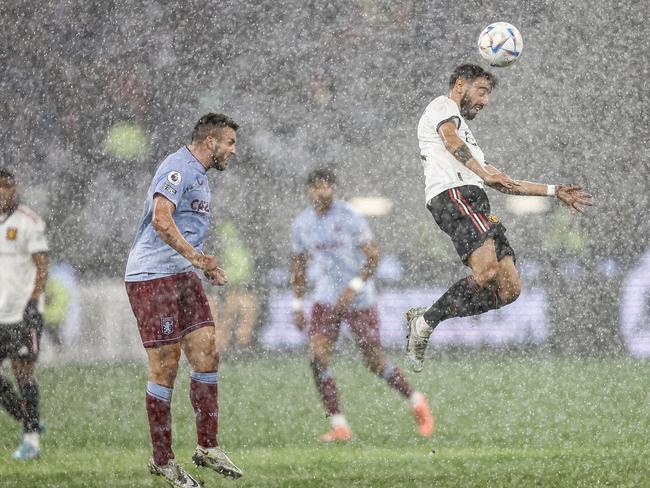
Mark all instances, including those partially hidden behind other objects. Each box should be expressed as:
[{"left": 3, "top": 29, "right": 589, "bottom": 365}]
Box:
[
  {"left": 0, "top": 320, "right": 43, "bottom": 361},
  {"left": 427, "top": 185, "right": 515, "bottom": 265}
]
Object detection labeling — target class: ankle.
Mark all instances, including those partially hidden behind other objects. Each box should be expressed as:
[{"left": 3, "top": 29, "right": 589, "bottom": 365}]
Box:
[
  {"left": 409, "top": 391, "right": 426, "bottom": 408},
  {"left": 23, "top": 432, "right": 40, "bottom": 449},
  {"left": 330, "top": 414, "right": 349, "bottom": 429}
]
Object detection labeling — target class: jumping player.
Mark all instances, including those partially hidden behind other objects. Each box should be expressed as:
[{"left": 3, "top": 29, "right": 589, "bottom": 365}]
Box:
[
  {"left": 291, "top": 169, "right": 434, "bottom": 442},
  {"left": 125, "top": 113, "right": 243, "bottom": 487},
  {"left": 0, "top": 169, "right": 48, "bottom": 461},
  {"left": 405, "top": 64, "right": 592, "bottom": 372}
]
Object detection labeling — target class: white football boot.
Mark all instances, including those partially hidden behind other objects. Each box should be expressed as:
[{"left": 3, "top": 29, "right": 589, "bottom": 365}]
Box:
[
  {"left": 148, "top": 458, "right": 201, "bottom": 488},
  {"left": 405, "top": 307, "right": 432, "bottom": 373},
  {"left": 192, "top": 446, "right": 243, "bottom": 479}
]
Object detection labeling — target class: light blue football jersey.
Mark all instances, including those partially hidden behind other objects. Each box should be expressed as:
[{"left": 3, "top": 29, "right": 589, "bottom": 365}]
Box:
[
  {"left": 125, "top": 146, "right": 212, "bottom": 281},
  {"left": 291, "top": 200, "right": 376, "bottom": 309}
]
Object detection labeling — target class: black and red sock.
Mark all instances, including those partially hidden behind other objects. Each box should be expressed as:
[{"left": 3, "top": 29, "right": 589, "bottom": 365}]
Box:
[{"left": 423, "top": 275, "right": 501, "bottom": 327}]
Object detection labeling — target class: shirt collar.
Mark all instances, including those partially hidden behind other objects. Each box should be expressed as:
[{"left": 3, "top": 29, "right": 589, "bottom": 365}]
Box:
[{"left": 184, "top": 146, "right": 208, "bottom": 175}]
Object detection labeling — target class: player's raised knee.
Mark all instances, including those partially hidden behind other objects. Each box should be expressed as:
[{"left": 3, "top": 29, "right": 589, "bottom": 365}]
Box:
[
  {"left": 475, "top": 262, "right": 499, "bottom": 287},
  {"left": 498, "top": 281, "right": 521, "bottom": 305}
]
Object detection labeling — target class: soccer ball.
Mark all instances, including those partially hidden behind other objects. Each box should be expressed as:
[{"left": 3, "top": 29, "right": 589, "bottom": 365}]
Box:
[{"left": 477, "top": 22, "right": 523, "bottom": 67}]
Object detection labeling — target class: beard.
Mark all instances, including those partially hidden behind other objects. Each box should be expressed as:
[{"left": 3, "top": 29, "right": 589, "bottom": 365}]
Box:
[
  {"left": 459, "top": 92, "right": 476, "bottom": 120},
  {"left": 211, "top": 153, "right": 228, "bottom": 171}
]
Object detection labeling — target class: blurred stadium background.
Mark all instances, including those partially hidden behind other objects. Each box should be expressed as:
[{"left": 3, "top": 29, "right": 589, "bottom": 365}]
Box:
[{"left": 1, "top": 1, "right": 649, "bottom": 486}]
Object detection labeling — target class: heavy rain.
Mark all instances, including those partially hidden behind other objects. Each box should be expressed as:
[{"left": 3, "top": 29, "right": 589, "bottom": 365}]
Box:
[{"left": 0, "top": 1, "right": 648, "bottom": 487}]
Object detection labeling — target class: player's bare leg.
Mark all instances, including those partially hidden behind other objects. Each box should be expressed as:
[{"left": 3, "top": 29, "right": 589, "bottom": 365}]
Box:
[
  {"left": 183, "top": 326, "right": 243, "bottom": 479},
  {"left": 407, "top": 239, "right": 519, "bottom": 372},
  {"left": 310, "top": 332, "right": 351, "bottom": 442},
  {"left": 494, "top": 255, "right": 521, "bottom": 305}
]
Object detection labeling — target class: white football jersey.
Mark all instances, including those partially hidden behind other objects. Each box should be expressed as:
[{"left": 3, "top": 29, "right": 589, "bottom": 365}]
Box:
[
  {"left": 0, "top": 205, "right": 48, "bottom": 324},
  {"left": 417, "top": 95, "right": 487, "bottom": 202}
]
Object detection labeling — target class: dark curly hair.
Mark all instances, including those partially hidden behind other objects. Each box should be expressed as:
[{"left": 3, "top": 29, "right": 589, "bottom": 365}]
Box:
[{"left": 449, "top": 64, "right": 497, "bottom": 90}]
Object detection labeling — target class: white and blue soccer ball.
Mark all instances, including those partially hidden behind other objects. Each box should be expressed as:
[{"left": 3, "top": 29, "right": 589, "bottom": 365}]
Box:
[{"left": 477, "top": 22, "right": 523, "bottom": 67}]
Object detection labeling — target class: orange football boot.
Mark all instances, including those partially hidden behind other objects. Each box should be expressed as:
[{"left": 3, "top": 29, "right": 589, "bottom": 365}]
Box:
[
  {"left": 411, "top": 394, "right": 435, "bottom": 437},
  {"left": 320, "top": 425, "right": 353, "bottom": 442}
]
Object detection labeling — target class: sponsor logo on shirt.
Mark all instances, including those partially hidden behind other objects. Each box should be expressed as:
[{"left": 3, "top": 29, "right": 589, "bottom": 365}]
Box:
[
  {"left": 190, "top": 199, "right": 210, "bottom": 213},
  {"left": 6, "top": 227, "right": 17, "bottom": 240},
  {"left": 167, "top": 171, "right": 182, "bottom": 186},
  {"left": 161, "top": 317, "right": 174, "bottom": 335},
  {"left": 314, "top": 240, "right": 343, "bottom": 251}
]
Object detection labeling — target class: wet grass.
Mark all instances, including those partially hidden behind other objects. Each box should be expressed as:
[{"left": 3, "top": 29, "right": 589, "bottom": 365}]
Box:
[{"left": 1, "top": 354, "right": 649, "bottom": 487}]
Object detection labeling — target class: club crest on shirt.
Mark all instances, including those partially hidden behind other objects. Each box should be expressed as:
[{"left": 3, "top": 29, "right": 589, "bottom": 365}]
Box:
[
  {"left": 167, "top": 171, "right": 182, "bottom": 186},
  {"left": 6, "top": 227, "right": 17, "bottom": 240},
  {"left": 488, "top": 214, "right": 500, "bottom": 224},
  {"left": 161, "top": 317, "right": 175, "bottom": 335}
]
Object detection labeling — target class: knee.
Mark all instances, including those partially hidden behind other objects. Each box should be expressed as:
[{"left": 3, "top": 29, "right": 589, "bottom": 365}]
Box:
[
  {"left": 498, "top": 279, "right": 521, "bottom": 306},
  {"left": 150, "top": 368, "right": 178, "bottom": 387},
  {"left": 362, "top": 350, "right": 384, "bottom": 375},
  {"left": 149, "top": 355, "right": 181, "bottom": 386},
  {"left": 194, "top": 349, "right": 219, "bottom": 372},
  {"left": 474, "top": 262, "right": 499, "bottom": 288}
]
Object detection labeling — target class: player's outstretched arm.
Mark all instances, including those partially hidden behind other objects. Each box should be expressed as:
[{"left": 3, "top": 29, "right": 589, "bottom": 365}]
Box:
[
  {"left": 483, "top": 165, "right": 593, "bottom": 212},
  {"left": 438, "top": 121, "right": 520, "bottom": 190},
  {"left": 152, "top": 195, "right": 227, "bottom": 284}
]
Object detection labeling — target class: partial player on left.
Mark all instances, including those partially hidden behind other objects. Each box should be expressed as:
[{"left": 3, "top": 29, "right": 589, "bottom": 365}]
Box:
[{"left": 0, "top": 168, "right": 48, "bottom": 461}]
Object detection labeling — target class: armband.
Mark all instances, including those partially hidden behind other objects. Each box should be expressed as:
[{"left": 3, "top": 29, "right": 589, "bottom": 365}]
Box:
[
  {"left": 292, "top": 298, "right": 303, "bottom": 311},
  {"left": 546, "top": 184, "right": 556, "bottom": 196}
]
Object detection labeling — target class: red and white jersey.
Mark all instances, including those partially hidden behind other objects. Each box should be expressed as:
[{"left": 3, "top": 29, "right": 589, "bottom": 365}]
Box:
[
  {"left": 417, "top": 95, "right": 487, "bottom": 202},
  {"left": 0, "top": 205, "right": 48, "bottom": 324}
]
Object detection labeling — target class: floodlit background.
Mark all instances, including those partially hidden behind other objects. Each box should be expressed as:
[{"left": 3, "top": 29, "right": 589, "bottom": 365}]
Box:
[{"left": 1, "top": 1, "right": 649, "bottom": 486}]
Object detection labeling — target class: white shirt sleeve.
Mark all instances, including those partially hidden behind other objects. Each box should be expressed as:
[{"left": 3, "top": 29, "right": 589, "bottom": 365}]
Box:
[
  {"left": 425, "top": 97, "right": 461, "bottom": 134},
  {"left": 26, "top": 218, "right": 49, "bottom": 254}
]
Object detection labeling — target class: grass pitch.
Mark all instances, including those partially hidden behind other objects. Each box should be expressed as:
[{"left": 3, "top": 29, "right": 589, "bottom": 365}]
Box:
[{"left": 1, "top": 353, "right": 649, "bottom": 487}]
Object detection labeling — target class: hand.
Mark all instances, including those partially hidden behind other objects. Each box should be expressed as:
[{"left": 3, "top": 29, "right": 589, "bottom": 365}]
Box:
[
  {"left": 556, "top": 184, "right": 593, "bottom": 213},
  {"left": 332, "top": 287, "right": 356, "bottom": 318},
  {"left": 294, "top": 310, "right": 306, "bottom": 331},
  {"left": 483, "top": 169, "right": 520, "bottom": 190},
  {"left": 23, "top": 299, "right": 43, "bottom": 329},
  {"left": 193, "top": 253, "right": 228, "bottom": 286}
]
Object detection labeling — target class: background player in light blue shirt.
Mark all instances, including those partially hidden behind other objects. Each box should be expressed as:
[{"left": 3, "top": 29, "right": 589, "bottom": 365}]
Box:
[
  {"left": 125, "top": 113, "right": 243, "bottom": 487},
  {"left": 290, "top": 168, "right": 434, "bottom": 442}
]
